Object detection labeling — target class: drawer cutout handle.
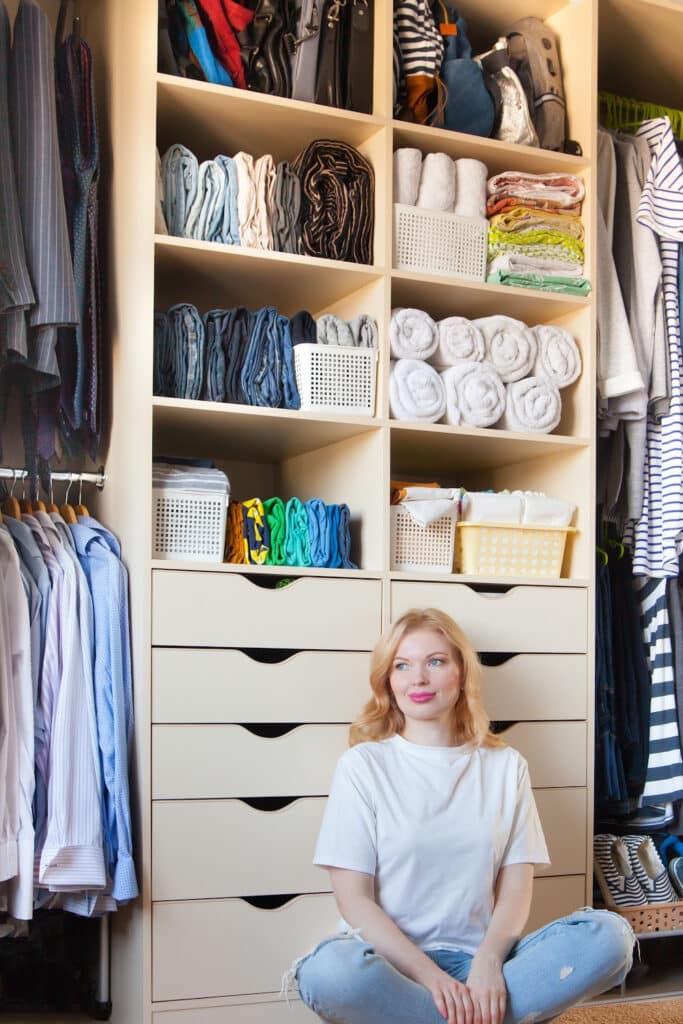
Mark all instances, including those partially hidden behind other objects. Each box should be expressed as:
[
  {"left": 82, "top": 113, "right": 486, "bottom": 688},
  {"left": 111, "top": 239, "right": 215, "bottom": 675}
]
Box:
[
  {"left": 479, "top": 653, "right": 520, "bottom": 667},
  {"left": 242, "top": 796, "right": 298, "bottom": 811},
  {"left": 241, "top": 724, "right": 303, "bottom": 738},
  {"left": 240, "top": 648, "right": 302, "bottom": 664},
  {"left": 490, "top": 721, "right": 520, "bottom": 735},
  {"left": 242, "top": 894, "right": 301, "bottom": 910}
]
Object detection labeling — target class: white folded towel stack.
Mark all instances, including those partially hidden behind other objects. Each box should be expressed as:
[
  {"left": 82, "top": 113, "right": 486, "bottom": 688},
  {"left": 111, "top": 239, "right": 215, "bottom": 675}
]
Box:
[
  {"left": 393, "top": 147, "right": 423, "bottom": 206},
  {"left": 400, "top": 486, "right": 462, "bottom": 526},
  {"left": 533, "top": 325, "right": 582, "bottom": 388},
  {"left": 390, "top": 308, "right": 438, "bottom": 360},
  {"left": 516, "top": 492, "right": 576, "bottom": 526},
  {"left": 475, "top": 315, "right": 538, "bottom": 383},
  {"left": 435, "top": 317, "right": 486, "bottom": 366},
  {"left": 461, "top": 491, "right": 524, "bottom": 524},
  {"left": 390, "top": 359, "right": 446, "bottom": 422},
  {"left": 416, "top": 152, "right": 457, "bottom": 212},
  {"left": 501, "top": 377, "right": 562, "bottom": 434},
  {"left": 440, "top": 362, "right": 505, "bottom": 427},
  {"left": 453, "top": 158, "right": 488, "bottom": 219}
]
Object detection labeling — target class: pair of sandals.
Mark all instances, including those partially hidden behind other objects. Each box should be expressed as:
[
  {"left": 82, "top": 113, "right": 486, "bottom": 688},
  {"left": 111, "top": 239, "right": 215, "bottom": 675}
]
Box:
[{"left": 594, "top": 833, "right": 680, "bottom": 907}]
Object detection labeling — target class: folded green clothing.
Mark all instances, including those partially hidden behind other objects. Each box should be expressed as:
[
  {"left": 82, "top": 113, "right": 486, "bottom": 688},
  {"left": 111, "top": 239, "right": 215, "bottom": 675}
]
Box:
[
  {"left": 263, "top": 496, "right": 286, "bottom": 565},
  {"left": 486, "top": 271, "right": 592, "bottom": 296}
]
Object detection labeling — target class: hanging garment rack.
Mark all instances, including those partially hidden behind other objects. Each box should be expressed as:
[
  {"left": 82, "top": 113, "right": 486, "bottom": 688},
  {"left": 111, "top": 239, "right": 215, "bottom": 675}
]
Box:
[
  {"left": 0, "top": 467, "right": 107, "bottom": 488},
  {"left": 599, "top": 90, "right": 683, "bottom": 140}
]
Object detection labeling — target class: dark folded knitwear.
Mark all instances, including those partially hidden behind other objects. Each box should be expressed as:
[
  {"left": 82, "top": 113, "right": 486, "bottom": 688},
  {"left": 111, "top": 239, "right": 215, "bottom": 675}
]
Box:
[
  {"left": 203, "top": 309, "right": 227, "bottom": 402},
  {"left": 271, "top": 161, "right": 301, "bottom": 254},
  {"left": 290, "top": 310, "right": 317, "bottom": 345},
  {"left": 153, "top": 312, "right": 172, "bottom": 396},
  {"left": 293, "top": 139, "right": 374, "bottom": 265},
  {"left": 240, "top": 306, "right": 301, "bottom": 409}
]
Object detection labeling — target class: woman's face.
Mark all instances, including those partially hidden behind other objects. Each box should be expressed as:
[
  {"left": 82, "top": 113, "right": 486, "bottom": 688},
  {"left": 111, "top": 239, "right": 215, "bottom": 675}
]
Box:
[{"left": 388, "top": 627, "right": 463, "bottom": 728}]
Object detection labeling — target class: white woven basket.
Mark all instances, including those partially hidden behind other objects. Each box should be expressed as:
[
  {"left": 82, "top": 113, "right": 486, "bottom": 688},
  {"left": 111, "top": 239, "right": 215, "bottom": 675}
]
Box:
[
  {"left": 455, "top": 523, "right": 576, "bottom": 578},
  {"left": 390, "top": 505, "right": 456, "bottom": 574},
  {"left": 393, "top": 203, "right": 488, "bottom": 280},
  {"left": 152, "top": 487, "right": 228, "bottom": 563},
  {"left": 294, "top": 343, "right": 378, "bottom": 416}
]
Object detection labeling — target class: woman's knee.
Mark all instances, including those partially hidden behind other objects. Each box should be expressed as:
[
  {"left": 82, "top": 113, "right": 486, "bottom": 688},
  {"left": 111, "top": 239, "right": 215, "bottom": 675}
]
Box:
[
  {"left": 296, "top": 935, "right": 377, "bottom": 1012},
  {"left": 569, "top": 908, "right": 635, "bottom": 980}
]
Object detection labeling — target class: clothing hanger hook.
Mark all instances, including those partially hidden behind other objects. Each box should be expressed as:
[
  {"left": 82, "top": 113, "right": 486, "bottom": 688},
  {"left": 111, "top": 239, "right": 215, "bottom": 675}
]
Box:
[
  {"left": 78, "top": 476, "right": 84, "bottom": 506},
  {"left": 10, "top": 469, "right": 18, "bottom": 498},
  {"left": 65, "top": 474, "right": 74, "bottom": 505},
  {"left": 49, "top": 473, "right": 54, "bottom": 507}
]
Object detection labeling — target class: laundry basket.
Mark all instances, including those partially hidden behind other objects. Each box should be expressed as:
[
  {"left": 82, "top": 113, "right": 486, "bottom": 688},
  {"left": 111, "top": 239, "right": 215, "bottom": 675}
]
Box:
[
  {"left": 393, "top": 204, "right": 488, "bottom": 280},
  {"left": 455, "top": 523, "right": 575, "bottom": 578},
  {"left": 294, "top": 343, "right": 378, "bottom": 416},
  {"left": 390, "top": 505, "right": 457, "bottom": 573},
  {"left": 152, "top": 486, "right": 228, "bottom": 563}
]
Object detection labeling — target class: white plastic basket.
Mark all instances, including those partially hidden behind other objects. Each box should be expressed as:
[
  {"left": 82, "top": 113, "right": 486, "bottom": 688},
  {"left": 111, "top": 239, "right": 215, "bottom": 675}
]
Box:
[
  {"left": 390, "top": 505, "right": 456, "bottom": 574},
  {"left": 294, "top": 343, "right": 378, "bottom": 416},
  {"left": 393, "top": 203, "right": 488, "bottom": 280},
  {"left": 152, "top": 487, "right": 228, "bottom": 563},
  {"left": 455, "top": 523, "right": 576, "bottom": 578}
]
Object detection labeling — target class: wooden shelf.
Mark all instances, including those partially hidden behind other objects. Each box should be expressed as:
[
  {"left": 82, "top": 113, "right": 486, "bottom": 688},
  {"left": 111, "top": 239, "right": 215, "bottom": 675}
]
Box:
[
  {"left": 150, "top": 560, "right": 383, "bottom": 579},
  {"left": 599, "top": 0, "right": 683, "bottom": 109},
  {"left": 391, "top": 269, "right": 591, "bottom": 323},
  {"left": 156, "top": 73, "right": 387, "bottom": 161},
  {"left": 155, "top": 235, "right": 384, "bottom": 316},
  {"left": 153, "top": 397, "right": 383, "bottom": 462}
]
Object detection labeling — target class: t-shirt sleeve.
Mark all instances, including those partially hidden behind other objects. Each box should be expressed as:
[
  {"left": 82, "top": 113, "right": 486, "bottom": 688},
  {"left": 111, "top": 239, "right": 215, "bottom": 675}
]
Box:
[
  {"left": 313, "top": 749, "right": 377, "bottom": 875},
  {"left": 501, "top": 755, "right": 550, "bottom": 867}
]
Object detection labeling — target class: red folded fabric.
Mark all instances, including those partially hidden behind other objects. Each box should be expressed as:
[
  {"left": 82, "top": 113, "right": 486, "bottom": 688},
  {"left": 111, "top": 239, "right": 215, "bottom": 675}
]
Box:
[{"left": 196, "top": 0, "right": 252, "bottom": 90}]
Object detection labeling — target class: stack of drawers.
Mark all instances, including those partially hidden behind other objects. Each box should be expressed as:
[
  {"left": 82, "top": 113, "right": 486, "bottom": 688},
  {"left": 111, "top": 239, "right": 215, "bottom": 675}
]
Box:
[{"left": 150, "top": 570, "right": 382, "bottom": 1021}]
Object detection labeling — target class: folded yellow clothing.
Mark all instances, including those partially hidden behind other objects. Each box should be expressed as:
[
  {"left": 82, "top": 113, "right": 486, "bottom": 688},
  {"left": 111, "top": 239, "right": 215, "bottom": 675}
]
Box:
[
  {"left": 488, "top": 227, "right": 584, "bottom": 265},
  {"left": 488, "top": 206, "right": 585, "bottom": 241},
  {"left": 225, "top": 501, "right": 245, "bottom": 564}
]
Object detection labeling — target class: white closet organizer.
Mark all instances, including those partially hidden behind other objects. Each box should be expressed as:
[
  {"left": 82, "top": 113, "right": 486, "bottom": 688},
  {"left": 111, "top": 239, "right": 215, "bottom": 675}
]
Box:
[{"left": 45, "top": 0, "right": 602, "bottom": 1021}]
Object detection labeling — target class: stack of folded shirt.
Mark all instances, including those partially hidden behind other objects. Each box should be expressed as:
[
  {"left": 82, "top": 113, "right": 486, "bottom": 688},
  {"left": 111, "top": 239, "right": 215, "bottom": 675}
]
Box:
[
  {"left": 485, "top": 172, "right": 591, "bottom": 296},
  {"left": 225, "top": 496, "right": 357, "bottom": 568},
  {"left": 152, "top": 462, "right": 230, "bottom": 498},
  {"left": 390, "top": 480, "right": 461, "bottom": 526}
]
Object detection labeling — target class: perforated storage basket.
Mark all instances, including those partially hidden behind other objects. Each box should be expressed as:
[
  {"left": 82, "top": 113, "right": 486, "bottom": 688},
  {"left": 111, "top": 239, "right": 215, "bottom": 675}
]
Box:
[
  {"left": 598, "top": 901, "right": 683, "bottom": 934},
  {"left": 390, "top": 505, "right": 456, "bottom": 574},
  {"left": 393, "top": 203, "right": 488, "bottom": 280},
  {"left": 294, "top": 343, "right": 378, "bottom": 415},
  {"left": 152, "top": 487, "right": 228, "bottom": 563},
  {"left": 455, "top": 523, "right": 575, "bottom": 578}
]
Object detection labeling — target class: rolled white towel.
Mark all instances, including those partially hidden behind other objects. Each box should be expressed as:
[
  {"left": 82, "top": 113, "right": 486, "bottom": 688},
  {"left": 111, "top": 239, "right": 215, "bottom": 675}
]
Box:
[
  {"left": 501, "top": 377, "right": 562, "bottom": 434},
  {"left": 441, "top": 362, "right": 505, "bottom": 428},
  {"left": 390, "top": 359, "right": 446, "bottom": 422},
  {"left": 453, "top": 158, "right": 488, "bottom": 219},
  {"left": 393, "top": 148, "right": 423, "bottom": 206},
  {"left": 533, "top": 325, "right": 582, "bottom": 388},
  {"left": 416, "top": 152, "right": 457, "bottom": 212},
  {"left": 436, "top": 317, "right": 486, "bottom": 365},
  {"left": 390, "top": 308, "right": 438, "bottom": 360},
  {"left": 461, "top": 491, "right": 523, "bottom": 524},
  {"left": 475, "top": 315, "right": 537, "bottom": 383}
]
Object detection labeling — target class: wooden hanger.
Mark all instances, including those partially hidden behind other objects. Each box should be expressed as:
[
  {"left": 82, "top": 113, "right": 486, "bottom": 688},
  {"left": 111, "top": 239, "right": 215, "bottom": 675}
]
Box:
[
  {"left": 60, "top": 476, "right": 78, "bottom": 524},
  {"left": 46, "top": 475, "right": 59, "bottom": 514},
  {"left": 2, "top": 471, "right": 22, "bottom": 520},
  {"left": 19, "top": 480, "right": 33, "bottom": 515},
  {"left": 75, "top": 477, "right": 89, "bottom": 517}
]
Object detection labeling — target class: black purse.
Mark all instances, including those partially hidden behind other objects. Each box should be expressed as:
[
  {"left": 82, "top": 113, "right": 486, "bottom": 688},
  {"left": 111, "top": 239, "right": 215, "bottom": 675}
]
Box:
[
  {"left": 314, "top": 0, "right": 346, "bottom": 108},
  {"left": 345, "top": 0, "right": 373, "bottom": 114},
  {"left": 314, "top": 0, "right": 373, "bottom": 111},
  {"left": 238, "top": 0, "right": 295, "bottom": 97}
]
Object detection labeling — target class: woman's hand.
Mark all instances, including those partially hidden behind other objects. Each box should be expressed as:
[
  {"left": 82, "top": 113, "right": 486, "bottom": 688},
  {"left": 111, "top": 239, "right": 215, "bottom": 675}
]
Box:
[
  {"left": 466, "top": 951, "right": 507, "bottom": 1024},
  {"left": 423, "top": 963, "right": 477, "bottom": 1024}
]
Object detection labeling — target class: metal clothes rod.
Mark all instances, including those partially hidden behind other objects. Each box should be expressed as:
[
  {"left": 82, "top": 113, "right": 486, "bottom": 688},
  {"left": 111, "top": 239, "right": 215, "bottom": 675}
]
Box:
[{"left": 0, "top": 467, "right": 107, "bottom": 488}]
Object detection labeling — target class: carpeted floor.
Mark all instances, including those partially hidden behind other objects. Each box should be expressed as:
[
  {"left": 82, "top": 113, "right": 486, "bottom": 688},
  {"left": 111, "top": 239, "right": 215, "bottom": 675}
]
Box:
[{"left": 556, "top": 997, "right": 683, "bottom": 1022}]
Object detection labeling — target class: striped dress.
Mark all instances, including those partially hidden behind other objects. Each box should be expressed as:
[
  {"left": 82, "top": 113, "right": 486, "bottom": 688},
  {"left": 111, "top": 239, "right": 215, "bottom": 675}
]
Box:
[
  {"left": 394, "top": 0, "right": 444, "bottom": 79},
  {"left": 624, "top": 117, "right": 683, "bottom": 575},
  {"left": 634, "top": 576, "right": 683, "bottom": 803}
]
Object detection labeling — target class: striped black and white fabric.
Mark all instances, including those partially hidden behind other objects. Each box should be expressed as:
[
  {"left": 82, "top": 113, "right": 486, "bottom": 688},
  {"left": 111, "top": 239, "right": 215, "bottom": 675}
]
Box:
[
  {"left": 394, "top": 0, "right": 444, "bottom": 79},
  {"left": 634, "top": 576, "right": 683, "bottom": 803},
  {"left": 624, "top": 117, "right": 683, "bottom": 576},
  {"left": 593, "top": 833, "right": 647, "bottom": 907},
  {"left": 623, "top": 835, "right": 678, "bottom": 903}
]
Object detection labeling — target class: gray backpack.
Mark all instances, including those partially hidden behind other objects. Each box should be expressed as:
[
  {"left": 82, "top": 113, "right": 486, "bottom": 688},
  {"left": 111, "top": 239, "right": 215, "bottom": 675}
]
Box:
[{"left": 506, "top": 17, "right": 567, "bottom": 152}]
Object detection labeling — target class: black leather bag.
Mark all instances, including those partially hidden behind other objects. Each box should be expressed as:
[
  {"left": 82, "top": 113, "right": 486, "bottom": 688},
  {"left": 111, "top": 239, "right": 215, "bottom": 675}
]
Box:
[
  {"left": 315, "top": 0, "right": 373, "bottom": 111},
  {"left": 314, "top": 0, "right": 346, "bottom": 107},
  {"left": 238, "top": 0, "right": 294, "bottom": 97},
  {"left": 345, "top": 0, "right": 373, "bottom": 114}
]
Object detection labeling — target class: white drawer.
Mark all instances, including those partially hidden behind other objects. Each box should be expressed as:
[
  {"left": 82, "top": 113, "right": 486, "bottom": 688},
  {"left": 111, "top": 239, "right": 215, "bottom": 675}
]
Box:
[
  {"left": 152, "top": 894, "right": 339, "bottom": 1001},
  {"left": 152, "top": 572, "right": 382, "bottom": 649},
  {"left": 153, "top": 1002, "right": 317, "bottom": 1023},
  {"left": 152, "top": 649, "right": 371, "bottom": 723},
  {"left": 390, "top": 583, "right": 587, "bottom": 653},
  {"left": 527, "top": 875, "right": 586, "bottom": 934},
  {"left": 499, "top": 722, "right": 586, "bottom": 787},
  {"left": 535, "top": 788, "right": 587, "bottom": 877},
  {"left": 152, "top": 724, "right": 348, "bottom": 799},
  {"left": 152, "top": 798, "right": 328, "bottom": 900},
  {"left": 482, "top": 655, "right": 588, "bottom": 721}
]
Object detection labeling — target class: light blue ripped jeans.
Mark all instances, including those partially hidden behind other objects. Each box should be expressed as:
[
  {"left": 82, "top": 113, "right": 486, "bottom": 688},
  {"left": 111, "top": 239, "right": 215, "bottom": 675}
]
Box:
[{"left": 292, "top": 908, "right": 635, "bottom": 1024}]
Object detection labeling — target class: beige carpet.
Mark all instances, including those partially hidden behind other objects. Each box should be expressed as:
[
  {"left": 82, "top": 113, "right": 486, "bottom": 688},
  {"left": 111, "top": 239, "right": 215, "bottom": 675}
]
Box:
[{"left": 556, "top": 997, "right": 683, "bottom": 1023}]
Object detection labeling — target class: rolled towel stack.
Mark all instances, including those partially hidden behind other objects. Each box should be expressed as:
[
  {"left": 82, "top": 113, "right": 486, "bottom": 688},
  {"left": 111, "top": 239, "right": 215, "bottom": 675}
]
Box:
[
  {"left": 393, "top": 147, "right": 422, "bottom": 206},
  {"left": 390, "top": 308, "right": 438, "bottom": 360},
  {"left": 474, "top": 315, "right": 537, "bottom": 383},
  {"left": 390, "top": 359, "right": 446, "bottom": 423},
  {"left": 532, "top": 325, "right": 582, "bottom": 388},
  {"left": 394, "top": 148, "right": 488, "bottom": 222},
  {"left": 500, "top": 376, "right": 562, "bottom": 434},
  {"left": 441, "top": 362, "right": 506, "bottom": 428},
  {"left": 436, "top": 317, "right": 486, "bottom": 366}
]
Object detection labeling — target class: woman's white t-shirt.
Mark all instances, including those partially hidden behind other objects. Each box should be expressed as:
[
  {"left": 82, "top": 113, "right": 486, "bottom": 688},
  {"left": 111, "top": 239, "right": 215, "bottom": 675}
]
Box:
[{"left": 314, "top": 734, "right": 550, "bottom": 954}]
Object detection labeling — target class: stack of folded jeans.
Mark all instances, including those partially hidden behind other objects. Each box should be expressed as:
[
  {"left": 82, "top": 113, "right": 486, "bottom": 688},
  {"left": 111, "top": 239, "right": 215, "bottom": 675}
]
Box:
[
  {"left": 225, "top": 495, "right": 357, "bottom": 568},
  {"left": 153, "top": 304, "right": 205, "bottom": 400}
]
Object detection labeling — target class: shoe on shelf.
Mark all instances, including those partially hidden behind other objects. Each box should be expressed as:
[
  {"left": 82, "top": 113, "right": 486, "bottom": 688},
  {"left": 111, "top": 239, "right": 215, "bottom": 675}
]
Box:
[
  {"left": 628, "top": 803, "right": 674, "bottom": 829},
  {"left": 593, "top": 833, "right": 648, "bottom": 907},
  {"left": 623, "top": 834, "right": 678, "bottom": 903},
  {"left": 668, "top": 856, "right": 683, "bottom": 898}
]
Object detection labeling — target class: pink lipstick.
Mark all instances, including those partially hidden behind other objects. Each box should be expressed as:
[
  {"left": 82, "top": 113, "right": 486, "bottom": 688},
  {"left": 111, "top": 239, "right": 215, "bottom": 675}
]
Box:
[{"left": 409, "top": 692, "right": 435, "bottom": 703}]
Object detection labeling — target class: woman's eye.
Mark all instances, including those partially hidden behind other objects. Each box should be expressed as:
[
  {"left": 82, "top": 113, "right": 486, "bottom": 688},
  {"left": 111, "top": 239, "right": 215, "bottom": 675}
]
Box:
[
  {"left": 394, "top": 662, "right": 408, "bottom": 671},
  {"left": 429, "top": 658, "right": 445, "bottom": 667}
]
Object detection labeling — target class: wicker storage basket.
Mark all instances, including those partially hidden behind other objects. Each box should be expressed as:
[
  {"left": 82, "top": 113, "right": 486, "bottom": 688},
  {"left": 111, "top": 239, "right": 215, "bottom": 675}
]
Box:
[
  {"left": 390, "top": 505, "right": 456, "bottom": 574},
  {"left": 393, "top": 203, "right": 488, "bottom": 280},
  {"left": 294, "top": 343, "right": 378, "bottom": 416},
  {"left": 602, "top": 901, "right": 683, "bottom": 934},
  {"left": 152, "top": 487, "right": 228, "bottom": 563},
  {"left": 455, "top": 522, "right": 575, "bottom": 578}
]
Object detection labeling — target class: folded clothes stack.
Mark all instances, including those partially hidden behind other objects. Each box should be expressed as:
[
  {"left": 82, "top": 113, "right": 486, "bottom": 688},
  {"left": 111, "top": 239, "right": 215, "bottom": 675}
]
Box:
[
  {"left": 160, "top": 139, "right": 374, "bottom": 263},
  {"left": 390, "top": 480, "right": 574, "bottom": 528},
  {"left": 390, "top": 480, "right": 461, "bottom": 526},
  {"left": 154, "top": 304, "right": 378, "bottom": 407},
  {"left": 225, "top": 495, "right": 357, "bottom": 569},
  {"left": 393, "top": 148, "right": 488, "bottom": 220},
  {"left": 152, "top": 462, "right": 230, "bottom": 498},
  {"left": 486, "top": 172, "right": 591, "bottom": 295},
  {"left": 388, "top": 308, "right": 581, "bottom": 433}
]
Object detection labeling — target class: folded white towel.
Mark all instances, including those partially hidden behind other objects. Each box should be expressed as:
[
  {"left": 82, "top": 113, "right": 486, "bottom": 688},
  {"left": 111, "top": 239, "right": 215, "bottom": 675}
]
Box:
[
  {"left": 390, "top": 359, "right": 446, "bottom": 422},
  {"left": 488, "top": 253, "right": 584, "bottom": 277},
  {"left": 501, "top": 377, "right": 562, "bottom": 434},
  {"left": 317, "top": 314, "right": 355, "bottom": 347},
  {"left": 436, "top": 317, "right": 486, "bottom": 365},
  {"left": 416, "top": 152, "right": 457, "bottom": 212},
  {"left": 393, "top": 148, "right": 423, "bottom": 206},
  {"left": 475, "top": 315, "right": 538, "bottom": 383},
  {"left": 400, "top": 489, "right": 461, "bottom": 527},
  {"left": 515, "top": 492, "right": 575, "bottom": 526},
  {"left": 441, "top": 362, "right": 505, "bottom": 427},
  {"left": 390, "top": 308, "right": 438, "bottom": 360},
  {"left": 533, "top": 325, "right": 582, "bottom": 388},
  {"left": 461, "top": 491, "right": 523, "bottom": 524},
  {"left": 349, "top": 314, "right": 378, "bottom": 348},
  {"left": 453, "top": 158, "right": 488, "bottom": 219}
]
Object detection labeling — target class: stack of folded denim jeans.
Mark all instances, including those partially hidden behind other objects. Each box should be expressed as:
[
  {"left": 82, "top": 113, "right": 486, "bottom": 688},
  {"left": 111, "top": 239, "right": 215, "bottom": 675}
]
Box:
[
  {"left": 225, "top": 495, "right": 357, "bottom": 568},
  {"left": 153, "top": 304, "right": 205, "bottom": 400}
]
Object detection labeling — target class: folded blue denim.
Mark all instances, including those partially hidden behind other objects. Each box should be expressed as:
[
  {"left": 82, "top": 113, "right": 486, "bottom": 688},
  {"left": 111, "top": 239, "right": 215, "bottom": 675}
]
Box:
[
  {"left": 161, "top": 144, "right": 199, "bottom": 236},
  {"left": 337, "top": 502, "right": 357, "bottom": 569},
  {"left": 239, "top": 306, "right": 301, "bottom": 409},
  {"left": 215, "top": 155, "right": 240, "bottom": 246},
  {"left": 225, "top": 307, "right": 253, "bottom": 403},
  {"left": 284, "top": 496, "right": 312, "bottom": 566},
  {"left": 203, "top": 309, "right": 228, "bottom": 401},
  {"left": 306, "top": 498, "right": 330, "bottom": 567},
  {"left": 185, "top": 159, "right": 228, "bottom": 242},
  {"left": 167, "top": 303, "right": 205, "bottom": 399}
]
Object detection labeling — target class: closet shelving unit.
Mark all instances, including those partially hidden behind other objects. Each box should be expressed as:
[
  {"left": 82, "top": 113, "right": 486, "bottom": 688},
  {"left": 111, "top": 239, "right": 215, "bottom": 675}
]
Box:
[{"left": 65, "top": 0, "right": 600, "bottom": 1021}]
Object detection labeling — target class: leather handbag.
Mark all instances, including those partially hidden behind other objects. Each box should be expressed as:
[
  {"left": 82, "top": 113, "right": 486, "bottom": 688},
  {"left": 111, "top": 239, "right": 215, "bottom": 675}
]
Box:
[
  {"left": 238, "top": 0, "right": 294, "bottom": 97},
  {"left": 345, "top": 0, "right": 373, "bottom": 114},
  {"left": 290, "top": 0, "right": 322, "bottom": 103},
  {"left": 314, "top": 0, "right": 346, "bottom": 108}
]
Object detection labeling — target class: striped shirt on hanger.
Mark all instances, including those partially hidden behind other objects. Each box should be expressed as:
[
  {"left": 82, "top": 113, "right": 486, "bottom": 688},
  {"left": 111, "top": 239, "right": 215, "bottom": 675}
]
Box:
[{"left": 394, "top": 0, "right": 445, "bottom": 78}]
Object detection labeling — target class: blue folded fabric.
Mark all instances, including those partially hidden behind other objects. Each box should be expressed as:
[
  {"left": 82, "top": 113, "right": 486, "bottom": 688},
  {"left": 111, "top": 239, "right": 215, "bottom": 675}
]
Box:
[
  {"left": 153, "top": 312, "right": 172, "bottom": 396},
  {"left": 167, "top": 303, "right": 205, "bottom": 400},
  {"left": 224, "top": 307, "right": 253, "bottom": 404},
  {"left": 326, "top": 504, "right": 342, "bottom": 568},
  {"left": 280, "top": 315, "right": 301, "bottom": 410},
  {"left": 284, "top": 496, "right": 311, "bottom": 566},
  {"left": 161, "top": 144, "right": 199, "bottom": 236},
  {"left": 215, "top": 155, "right": 240, "bottom": 246},
  {"left": 306, "top": 498, "right": 330, "bottom": 567},
  {"left": 327, "top": 503, "right": 357, "bottom": 569},
  {"left": 290, "top": 310, "right": 317, "bottom": 345},
  {"left": 240, "top": 307, "right": 301, "bottom": 409},
  {"left": 203, "top": 309, "right": 227, "bottom": 402}
]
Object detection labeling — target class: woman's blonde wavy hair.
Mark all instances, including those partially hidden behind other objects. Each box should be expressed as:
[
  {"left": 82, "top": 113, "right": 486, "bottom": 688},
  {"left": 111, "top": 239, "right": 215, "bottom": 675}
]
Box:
[{"left": 349, "top": 607, "right": 504, "bottom": 750}]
